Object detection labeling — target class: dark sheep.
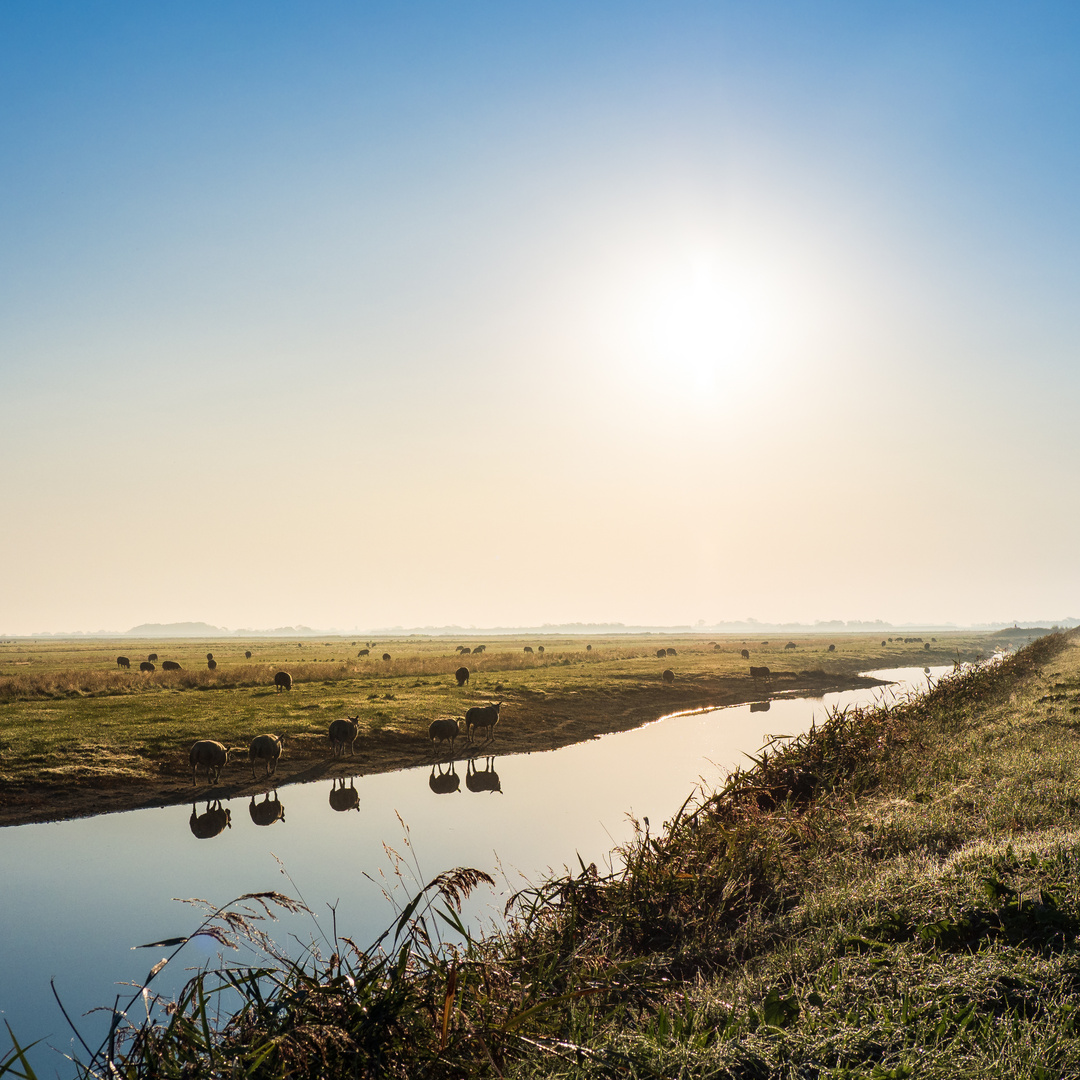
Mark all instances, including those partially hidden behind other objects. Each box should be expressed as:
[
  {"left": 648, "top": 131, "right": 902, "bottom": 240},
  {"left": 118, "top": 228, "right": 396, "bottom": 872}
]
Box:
[
  {"left": 274, "top": 671, "right": 293, "bottom": 692},
  {"left": 785, "top": 642, "right": 797, "bottom": 650},
  {"left": 328, "top": 716, "right": 360, "bottom": 757},
  {"left": 828, "top": 644, "right": 836, "bottom": 652},
  {"left": 662, "top": 668, "right": 675, "bottom": 684},
  {"left": 465, "top": 701, "right": 501, "bottom": 743},
  {"left": 140, "top": 661, "right": 155, "bottom": 673},
  {"left": 189, "top": 740, "right": 231, "bottom": 785},
  {"left": 207, "top": 658, "right": 217, "bottom": 670},
  {"left": 656, "top": 649, "right": 667, "bottom": 658},
  {"left": 586, "top": 644, "right": 592, "bottom": 651},
  {"left": 524, "top": 646, "right": 533, "bottom": 654},
  {"left": 881, "top": 640, "right": 887, "bottom": 647},
  {"left": 537, "top": 645, "right": 545, "bottom": 654},
  {"left": 460, "top": 647, "right": 471, "bottom": 655},
  {"left": 666, "top": 648, "right": 676, "bottom": 656},
  {"left": 455, "top": 666, "right": 470, "bottom": 687},
  {"left": 358, "top": 648, "right": 369, "bottom": 656},
  {"left": 473, "top": 644, "right": 486, "bottom": 653},
  {"left": 428, "top": 717, "right": 461, "bottom": 754},
  {"left": 249, "top": 733, "right": 285, "bottom": 778},
  {"left": 245, "top": 650, "right": 252, "bottom": 659},
  {"left": 148, "top": 653, "right": 158, "bottom": 662},
  {"left": 162, "top": 660, "right": 181, "bottom": 671},
  {"left": 382, "top": 653, "right": 391, "bottom": 661},
  {"left": 740, "top": 649, "right": 750, "bottom": 660},
  {"left": 206, "top": 653, "right": 214, "bottom": 661},
  {"left": 116, "top": 656, "right": 130, "bottom": 669},
  {"left": 750, "top": 665, "right": 771, "bottom": 680}
]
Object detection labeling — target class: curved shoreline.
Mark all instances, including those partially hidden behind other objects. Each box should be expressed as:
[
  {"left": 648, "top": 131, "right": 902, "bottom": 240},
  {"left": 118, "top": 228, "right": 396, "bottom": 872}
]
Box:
[{"left": 0, "top": 672, "right": 888, "bottom": 829}]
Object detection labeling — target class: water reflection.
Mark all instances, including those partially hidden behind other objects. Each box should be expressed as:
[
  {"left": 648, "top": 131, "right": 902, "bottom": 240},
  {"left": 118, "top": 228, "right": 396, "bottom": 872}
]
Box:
[
  {"left": 750, "top": 700, "right": 771, "bottom": 713},
  {"left": 466, "top": 756, "right": 502, "bottom": 794},
  {"left": 188, "top": 800, "right": 231, "bottom": 839},
  {"left": 248, "top": 791, "right": 286, "bottom": 827},
  {"left": 429, "top": 761, "right": 461, "bottom": 794},
  {"left": 329, "top": 777, "right": 361, "bottom": 813}
]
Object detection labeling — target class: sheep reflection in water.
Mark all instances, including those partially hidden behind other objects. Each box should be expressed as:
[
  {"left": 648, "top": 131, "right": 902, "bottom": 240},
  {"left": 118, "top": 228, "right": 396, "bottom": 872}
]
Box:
[
  {"left": 248, "top": 790, "right": 286, "bottom": 827},
  {"left": 429, "top": 761, "right": 460, "bottom": 794},
  {"left": 189, "top": 800, "right": 231, "bottom": 839},
  {"left": 750, "top": 700, "right": 771, "bottom": 713},
  {"left": 329, "top": 777, "right": 360, "bottom": 812},
  {"left": 466, "top": 756, "right": 502, "bottom": 794}
]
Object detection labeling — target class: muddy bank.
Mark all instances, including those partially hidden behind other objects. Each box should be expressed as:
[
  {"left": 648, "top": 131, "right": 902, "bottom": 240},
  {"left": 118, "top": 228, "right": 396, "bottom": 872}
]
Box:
[{"left": 0, "top": 672, "right": 887, "bottom": 828}]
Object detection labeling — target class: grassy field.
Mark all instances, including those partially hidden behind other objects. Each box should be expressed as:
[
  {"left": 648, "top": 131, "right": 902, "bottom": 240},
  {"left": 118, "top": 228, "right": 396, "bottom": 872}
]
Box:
[
  {"left": 2, "top": 628, "right": 1075, "bottom": 1078},
  {"left": 0, "top": 631, "right": 997, "bottom": 796}
]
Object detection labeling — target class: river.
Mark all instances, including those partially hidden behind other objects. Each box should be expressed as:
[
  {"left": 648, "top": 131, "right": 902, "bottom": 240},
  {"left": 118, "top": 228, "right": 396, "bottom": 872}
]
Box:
[{"left": 0, "top": 666, "right": 949, "bottom": 1074}]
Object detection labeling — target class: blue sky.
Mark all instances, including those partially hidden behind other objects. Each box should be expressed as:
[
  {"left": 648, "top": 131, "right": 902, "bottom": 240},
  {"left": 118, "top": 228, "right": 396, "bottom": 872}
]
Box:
[{"left": 3, "top": 2, "right": 1080, "bottom": 633}]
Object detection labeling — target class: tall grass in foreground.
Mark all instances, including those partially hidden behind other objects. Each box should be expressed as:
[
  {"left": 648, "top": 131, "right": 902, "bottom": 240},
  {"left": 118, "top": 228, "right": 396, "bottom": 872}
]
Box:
[{"left": 3, "top": 633, "right": 1074, "bottom": 1079}]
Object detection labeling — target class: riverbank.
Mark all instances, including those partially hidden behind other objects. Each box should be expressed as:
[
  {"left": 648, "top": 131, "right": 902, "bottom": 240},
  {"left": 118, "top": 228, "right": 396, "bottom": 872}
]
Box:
[
  {"left": 21, "top": 629, "right": 1077, "bottom": 1078},
  {"left": 0, "top": 667, "right": 885, "bottom": 828}
]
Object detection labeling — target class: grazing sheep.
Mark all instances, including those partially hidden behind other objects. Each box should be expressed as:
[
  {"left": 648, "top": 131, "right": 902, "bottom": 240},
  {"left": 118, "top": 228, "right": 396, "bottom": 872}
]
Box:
[
  {"left": 460, "top": 646, "right": 471, "bottom": 655},
  {"left": 466, "top": 756, "right": 502, "bottom": 794},
  {"left": 428, "top": 716, "right": 461, "bottom": 754},
  {"left": 586, "top": 644, "right": 592, "bottom": 651},
  {"left": 662, "top": 668, "right": 675, "bottom": 684},
  {"left": 189, "top": 740, "right": 232, "bottom": 785},
  {"left": 148, "top": 653, "right": 158, "bottom": 662},
  {"left": 358, "top": 648, "right": 369, "bottom": 657},
  {"left": 249, "top": 733, "right": 285, "bottom": 778},
  {"left": 207, "top": 658, "right": 217, "bottom": 670},
  {"left": 473, "top": 644, "right": 486, "bottom": 653},
  {"left": 828, "top": 644, "right": 836, "bottom": 652},
  {"left": 785, "top": 642, "right": 797, "bottom": 650},
  {"left": 740, "top": 649, "right": 750, "bottom": 660},
  {"left": 656, "top": 649, "right": 667, "bottom": 658},
  {"left": 881, "top": 640, "right": 887, "bottom": 647},
  {"left": 328, "top": 716, "right": 360, "bottom": 757},
  {"left": 273, "top": 671, "right": 293, "bottom": 692},
  {"left": 749, "top": 666, "right": 771, "bottom": 681},
  {"left": 329, "top": 777, "right": 360, "bottom": 812},
  {"left": 666, "top": 648, "right": 677, "bottom": 656},
  {"left": 523, "top": 646, "right": 533, "bottom": 654},
  {"left": 140, "top": 661, "right": 155, "bottom": 673},
  {"left": 429, "top": 761, "right": 461, "bottom": 794},
  {"left": 465, "top": 702, "right": 501, "bottom": 743},
  {"left": 455, "top": 645, "right": 465, "bottom": 653},
  {"left": 248, "top": 791, "right": 285, "bottom": 826},
  {"left": 455, "top": 666, "right": 470, "bottom": 687},
  {"left": 382, "top": 653, "right": 391, "bottom": 661},
  {"left": 245, "top": 650, "right": 252, "bottom": 659},
  {"left": 162, "top": 660, "right": 181, "bottom": 671},
  {"left": 537, "top": 645, "right": 545, "bottom": 654},
  {"left": 189, "top": 800, "right": 231, "bottom": 839},
  {"left": 116, "top": 656, "right": 130, "bottom": 669}
]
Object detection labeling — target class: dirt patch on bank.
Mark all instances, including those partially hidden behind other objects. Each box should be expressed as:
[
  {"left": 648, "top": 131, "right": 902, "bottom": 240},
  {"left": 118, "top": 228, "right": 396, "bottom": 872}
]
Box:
[{"left": 0, "top": 672, "right": 886, "bottom": 828}]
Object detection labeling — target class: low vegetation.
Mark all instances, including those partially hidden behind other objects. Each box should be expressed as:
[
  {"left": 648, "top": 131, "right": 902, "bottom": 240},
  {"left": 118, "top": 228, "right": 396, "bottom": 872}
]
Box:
[{"left": 3, "top": 629, "right": 1077, "bottom": 1078}]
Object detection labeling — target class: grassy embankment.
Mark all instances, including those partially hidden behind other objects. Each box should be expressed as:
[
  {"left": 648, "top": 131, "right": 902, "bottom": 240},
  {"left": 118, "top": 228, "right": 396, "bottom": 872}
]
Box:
[
  {"left": 3, "top": 628, "right": 1075, "bottom": 1078},
  {"left": 0, "top": 631, "right": 996, "bottom": 825}
]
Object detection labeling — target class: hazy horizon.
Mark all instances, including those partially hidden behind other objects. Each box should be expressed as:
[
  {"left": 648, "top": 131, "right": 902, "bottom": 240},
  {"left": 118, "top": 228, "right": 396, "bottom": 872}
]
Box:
[{"left": 5, "top": 3, "right": 1080, "bottom": 637}]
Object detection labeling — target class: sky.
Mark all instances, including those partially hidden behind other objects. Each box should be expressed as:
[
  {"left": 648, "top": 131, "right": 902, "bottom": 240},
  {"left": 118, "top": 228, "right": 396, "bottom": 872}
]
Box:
[{"left": 3, "top": 1, "right": 1080, "bottom": 634}]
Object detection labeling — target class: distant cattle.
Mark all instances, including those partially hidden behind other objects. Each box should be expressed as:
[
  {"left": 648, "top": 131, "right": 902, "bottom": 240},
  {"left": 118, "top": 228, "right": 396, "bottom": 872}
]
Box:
[
  {"left": 162, "top": 660, "right": 181, "bottom": 671},
  {"left": 148, "top": 653, "right": 158, "bottom": 662},
  {"left": 524, "top": 646, "right": 533, "bottom": 654},
  {"left": 429, "top": 761, "right": 460, "bottom": 794},
  {"left": 116, "top": 656, "right": 130, "bottom": 669},
  {"left": 358, "top": 649, "right": 369, "bottom": 657},
  {"left": 189, "top": 800, "right": 231, "bottom": 839},
  {"left": 329, "top": 716, "right": 360, "bottom": 757},
  {"left": 207, "top": 658, "right": 217, "bottom": 670},
  {"left": 273, "top": 671, "right": 293, "bottom": 692},
  {"left": 455, "top": 666, "right": 470, "bottom": 687},
  {"left": 656, "top": 649, "right": 667, "bottom": 658},
  {"left": 382, "top": 653, "right": 391, "bottom": 661},
  {"left": 140, "top": 661, "right": 155, "bottom": 673},
  {"left": 428, "top": 717, "right": 461, "bottom": 754},
  {"left": 465, "top": 702, "right": 501, "bottom": 743},
  {"left": 662, "top": 669, "right": 675, "bottom": 685},
  {"left": 740, "top": 649, "right": 750, "bottom": 660},
  {"left": 750, "top": 666, "right": 771, "bottom": 681},
  {"left": 329, "top": 777, "right": 361, "bottom": 812},
  {"left": 248, "top": 791, "right": 285, "bottom": 827},
  {"left": 466, "top": 756, "right": 502, "bottom": 794}
]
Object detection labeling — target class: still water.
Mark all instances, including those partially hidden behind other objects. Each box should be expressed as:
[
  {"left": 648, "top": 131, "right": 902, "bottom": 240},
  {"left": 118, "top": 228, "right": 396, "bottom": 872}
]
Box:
[{"left": 0, "top": 667, "right": 946, "bottom": 1072}]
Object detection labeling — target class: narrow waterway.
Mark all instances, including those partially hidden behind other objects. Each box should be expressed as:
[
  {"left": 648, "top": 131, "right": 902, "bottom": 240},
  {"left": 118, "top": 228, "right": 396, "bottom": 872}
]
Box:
[{"left": 0, "top": 667, "right": 947, "bottom": 1073}]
